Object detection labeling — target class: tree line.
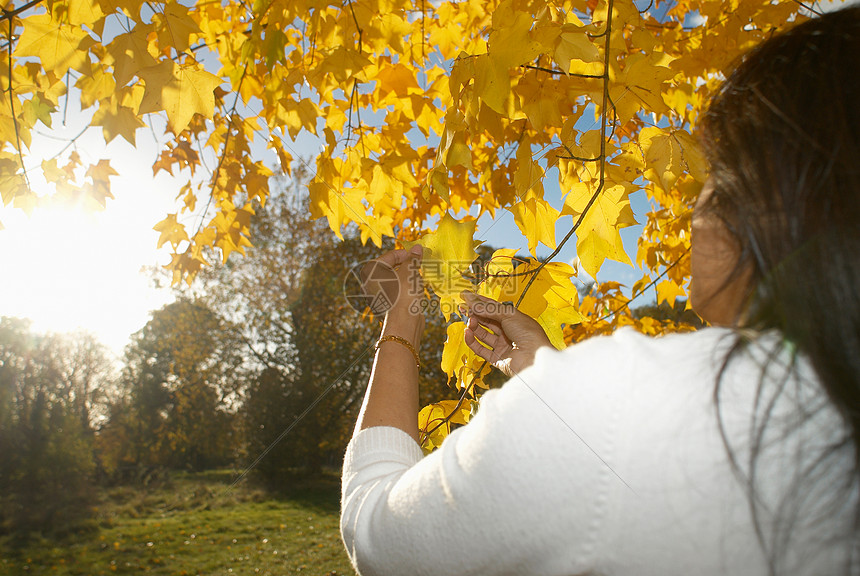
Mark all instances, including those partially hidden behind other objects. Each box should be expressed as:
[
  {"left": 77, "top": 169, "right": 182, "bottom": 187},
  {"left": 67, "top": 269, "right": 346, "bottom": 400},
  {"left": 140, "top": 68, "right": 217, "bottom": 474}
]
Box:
[{"left": 0, "top": 176, "right": 460, "bottom": 541}]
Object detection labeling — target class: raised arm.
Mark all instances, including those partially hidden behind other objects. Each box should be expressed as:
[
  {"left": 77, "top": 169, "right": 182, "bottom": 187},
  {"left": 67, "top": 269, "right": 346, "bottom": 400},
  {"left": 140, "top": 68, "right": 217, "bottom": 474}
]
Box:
[{"left": 352, "top": 245, "right": 425, "bottom": 442}]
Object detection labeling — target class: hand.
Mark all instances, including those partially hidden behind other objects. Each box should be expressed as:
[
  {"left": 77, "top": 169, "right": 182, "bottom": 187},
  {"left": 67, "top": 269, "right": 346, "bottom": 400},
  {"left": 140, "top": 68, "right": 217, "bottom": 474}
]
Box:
[
  {"left": 361, "top": 245, "right": 425, "bottom": 346},
  {"left": 462, "top": 292, "right": 553, "bottom": 377}
]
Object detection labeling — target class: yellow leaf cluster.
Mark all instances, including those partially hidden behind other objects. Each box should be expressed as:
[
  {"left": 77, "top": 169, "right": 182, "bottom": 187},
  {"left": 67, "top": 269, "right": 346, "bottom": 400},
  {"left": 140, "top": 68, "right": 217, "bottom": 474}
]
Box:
[{"left": 1, "top": 0, "right": 807, "bottom": 448}]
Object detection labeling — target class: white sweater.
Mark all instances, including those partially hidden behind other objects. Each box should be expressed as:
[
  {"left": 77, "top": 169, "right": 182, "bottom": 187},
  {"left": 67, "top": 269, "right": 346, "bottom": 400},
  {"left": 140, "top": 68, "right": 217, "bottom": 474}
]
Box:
[{"left": 341, "top": 328, "right": 855, "bottom": 576}]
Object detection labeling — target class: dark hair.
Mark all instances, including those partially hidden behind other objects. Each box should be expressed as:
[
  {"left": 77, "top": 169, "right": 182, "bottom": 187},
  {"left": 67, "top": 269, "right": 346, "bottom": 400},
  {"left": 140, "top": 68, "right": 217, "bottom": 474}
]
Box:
[{"left": 701, "top": 5, "right": 860, "bottom": 574}]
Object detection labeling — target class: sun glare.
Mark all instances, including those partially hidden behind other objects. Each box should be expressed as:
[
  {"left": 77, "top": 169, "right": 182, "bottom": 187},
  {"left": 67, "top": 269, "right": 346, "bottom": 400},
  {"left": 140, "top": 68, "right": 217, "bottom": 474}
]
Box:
[
  {"left": 0, "top": 129, "right": 181, "bottom": 355},
  {"left": 0, "top": 196, "right": 172, "bottom": 354}
]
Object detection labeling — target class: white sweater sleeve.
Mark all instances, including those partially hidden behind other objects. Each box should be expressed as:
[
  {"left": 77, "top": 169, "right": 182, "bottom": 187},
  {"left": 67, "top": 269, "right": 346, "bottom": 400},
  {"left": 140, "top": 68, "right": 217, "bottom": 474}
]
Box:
[{"left": 340, "top": 335, "right": 634, "bottom": 576}]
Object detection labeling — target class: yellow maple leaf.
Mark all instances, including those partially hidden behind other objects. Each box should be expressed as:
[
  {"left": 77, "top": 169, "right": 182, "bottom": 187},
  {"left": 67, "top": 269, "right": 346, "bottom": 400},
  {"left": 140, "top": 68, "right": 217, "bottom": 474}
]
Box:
[
  {"left": 513, "top": 135, "right": 544, "bottom": 199},
  {"left": 308, "top": 181, "right": 368, "bottom": 240},
  {"left": 374, "top": 13, "right": 414, "bottom": 54},
  {"left": 106, "top": 28, "right": 158, "bottom": 85},
  {"left": 63, "top": 0, "right": 105, "bottom": 31},
  {"left": 510, "top": 196, "right": 560, "bottom": 254},
  {"left": 427, "top": 167, "right": 450, "bottom": 202},
  {"left": 656, "top": 279, "right": 686, "bottom": 307},
  {"left": 22, "top": 95, "right": 55, "bottom": 128},
  {"left": 639, "top": 126, "right": 685, "bottom": 192},
  {"left": 75, "top": 64, "right": 116, "bottom": 108},
  {"left": 153, "top": 213, "right": 189, "bottom": 249},
  {"left": 672, "top": 129, "right": 709, "bottom": 183},
  {"left": 374, "top": 63, "right": 420, "bottom": 99},
  {"left": 473, "top": 53, "right": 510, "bottom": 115},
  {"left": 85, "top": 159, "right": 118, "bottom": 208},
  {"left": 516, "top": 73, "right": 563, "bottom": 132},
  {"left": 488, "top": 0, "right": 543, "bottom": 69},
  {"left": 92, "top": 97, "right": 144, "bottom": 145},
  {"left": 138, "top": 61, "right": 222, "bottom": 134},
  {"left": 553, "top": 24, "right": 601, "bottom": 73},
  {"left": 278, "top": 98, "right": 320, "bottom": 139},
  {"left": 564, "top": 183, "right": 637, "bottom": 277},
  {"left": 445, "top": 132, "right": 473, "bottom": 171},
  {"left": 41, "top": 157, "right": 70, "bottom": 184},
  {"left": 609, "top": 52, "right": 674, "bottom": 125},
  {"left": 0, "top": 157, "right": 28, "bottom": 207},
  {"left": 418, "top": 397, "right": 473, "bottom": 451},
  {"left": 440, "top": 321, "right": 490, "bottom": 388},
  {"left": 409, "top": 214, "right": 482, "bottom": 320},
  {"left": 317, "top": 46, "right": 371, "bottom": 83},
  {"left": 14, "top": 13, "right": 93, "bottom": 75},
  {"left": 153, "top": 3, "right": 201, "bottom": 54},
  {"left": 479, "top": 256, "right": 581, "bottom": 350}
]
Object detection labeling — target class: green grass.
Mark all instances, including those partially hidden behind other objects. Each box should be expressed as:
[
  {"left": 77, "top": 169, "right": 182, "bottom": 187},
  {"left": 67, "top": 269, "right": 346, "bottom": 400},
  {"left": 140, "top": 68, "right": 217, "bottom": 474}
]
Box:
[{"left": 0, "top": 471, "right": 357, "bottom": 576}]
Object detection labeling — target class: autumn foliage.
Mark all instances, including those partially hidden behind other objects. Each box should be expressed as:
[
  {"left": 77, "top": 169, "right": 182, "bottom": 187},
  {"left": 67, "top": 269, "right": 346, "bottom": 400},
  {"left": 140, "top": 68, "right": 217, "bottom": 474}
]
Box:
[{"left": 2, "top": 0, "right": 810, "bottom": 447}]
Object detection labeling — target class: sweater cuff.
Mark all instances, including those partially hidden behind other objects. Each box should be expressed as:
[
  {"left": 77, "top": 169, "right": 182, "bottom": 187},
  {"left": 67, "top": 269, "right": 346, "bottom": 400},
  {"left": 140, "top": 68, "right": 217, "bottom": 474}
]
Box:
[{"left": 343, "top": 426, "right": 424, "bottom": 474}]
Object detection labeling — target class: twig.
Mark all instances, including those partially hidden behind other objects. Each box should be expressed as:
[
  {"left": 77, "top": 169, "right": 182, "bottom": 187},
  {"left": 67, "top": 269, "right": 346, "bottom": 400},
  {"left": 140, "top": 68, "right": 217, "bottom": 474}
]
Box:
[
  {"left": 6, "top": 13, "right": 31, "bottom": 193},
  {"left": 595, "top": 247, "right": 690, "bottom": 323},
  {"left": 791, "top": 0, "right": 822, "bottom": 16},
  {"left": 514, "top": 0, "right": 615, "bottom": 307},
  {"left": 556, "top": 143, "right": 602, "bottom": 162},
  {"left": 62, "top": 69, "right": 70, "bottom": 126},
  {"left": 346, "top": 0, "right": 363, "bottom": 52},
  {"left": 0, "top": 0, "right": 42, "bottom": 22},
  {"left": 421, "top": 0, "right": 617, "bottom": 446},
  {"left": 346, "top": 80, "right": 357, "bottom": 144},
  {"left": 192, "top": 65, "right": 247, "bottom": 240},
  {"left": 522, "top": 64, "right": 603, "bottom": 79}
]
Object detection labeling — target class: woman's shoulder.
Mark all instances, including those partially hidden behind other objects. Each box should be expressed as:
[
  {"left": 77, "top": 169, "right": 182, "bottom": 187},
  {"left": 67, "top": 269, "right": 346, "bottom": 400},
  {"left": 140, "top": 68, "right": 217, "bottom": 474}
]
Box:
[
  {"left": 477, "top": 326, "right": 806, "bottom": 445},
  {"left": 528, "top": 326, "right": 740, "bottom": 386},
  {"left": 472, "top": 327, "right": 742, "bottom": 447}
]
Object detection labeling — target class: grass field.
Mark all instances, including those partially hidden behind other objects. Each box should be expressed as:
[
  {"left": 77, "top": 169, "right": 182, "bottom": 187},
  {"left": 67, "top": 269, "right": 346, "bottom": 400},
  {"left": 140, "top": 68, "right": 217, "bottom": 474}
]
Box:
[{"left": 0, "top": 471, "right": 357, "bottom": 576}]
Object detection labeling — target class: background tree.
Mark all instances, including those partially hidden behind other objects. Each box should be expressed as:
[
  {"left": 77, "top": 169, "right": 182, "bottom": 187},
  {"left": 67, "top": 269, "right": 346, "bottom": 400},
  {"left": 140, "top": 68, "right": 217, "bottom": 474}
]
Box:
[
  {"left": 196, "top": 174, "right": 454, "bottom": 479},
  {"left": 101, "top": 299, "right": 241, "bottom": 476},
  {"left": 0, "top": 318, "right": 112, "bottom": 539}
]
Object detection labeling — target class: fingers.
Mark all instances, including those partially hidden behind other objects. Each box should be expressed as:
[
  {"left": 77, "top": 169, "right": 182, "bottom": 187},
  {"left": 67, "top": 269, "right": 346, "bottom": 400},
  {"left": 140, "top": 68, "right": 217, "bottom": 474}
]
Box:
[
  {"left": 464, "top": 314, "right": 511, "bottom": 361},
  {"left": 466, "top": 317, "right": 503, "bottom": 348},
  {"left": 360, "top": 246, "right": 423, "bottom": 289},
  {"left": 464, "top": 325, "right": 502, "bottom": 363},
  {"left": 461, "top": 291, "right": 518, "bottom": 322},
  {"left": 375, "top": 245, "right": 423, "bottom": 268}
]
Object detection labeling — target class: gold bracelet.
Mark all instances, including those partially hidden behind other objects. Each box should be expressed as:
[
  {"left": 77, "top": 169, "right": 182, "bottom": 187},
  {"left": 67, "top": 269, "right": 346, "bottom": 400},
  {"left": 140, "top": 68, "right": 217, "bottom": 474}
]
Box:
[{"left": 375, "top": 335, "right": 420, "bottom": 368}]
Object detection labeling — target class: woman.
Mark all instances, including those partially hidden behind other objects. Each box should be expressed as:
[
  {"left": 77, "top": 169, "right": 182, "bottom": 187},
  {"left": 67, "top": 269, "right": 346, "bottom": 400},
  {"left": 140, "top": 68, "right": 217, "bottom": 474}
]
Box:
[{"left": 341, "top": 7, "right": 860, "bottom": 575}]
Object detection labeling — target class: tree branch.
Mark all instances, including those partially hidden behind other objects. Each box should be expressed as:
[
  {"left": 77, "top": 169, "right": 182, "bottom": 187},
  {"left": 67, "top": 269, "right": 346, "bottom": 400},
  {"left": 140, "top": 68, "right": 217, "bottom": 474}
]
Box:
[
  {"left": 522, "top": 64, "right": 603, "bottom": 79},
  {"left": 345, "top": 0, "right": 363, "bottom": 52},
  {"left": 556, "top": 143, "right": 603, "bottom": 163},
  {"left": 514, "top": 0, "right": 615, "bottom": 307},
  {"left": 192, "top": 65, "right": 248, "bottom": 241},
  {"left": 596, "top": 247, "right": 691, "bottom": 323},
  {"left": 791, "top": 0, "right": 822, "bottom": 16},
  {"left": 6, "top": 13, "right": 31, "bottom": 193},
  {"left": 0, "top": 0, "right": 43, "bottom": 23},
  {"left": 421, "top": 0, "right": 618, "bottom": 447}
]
